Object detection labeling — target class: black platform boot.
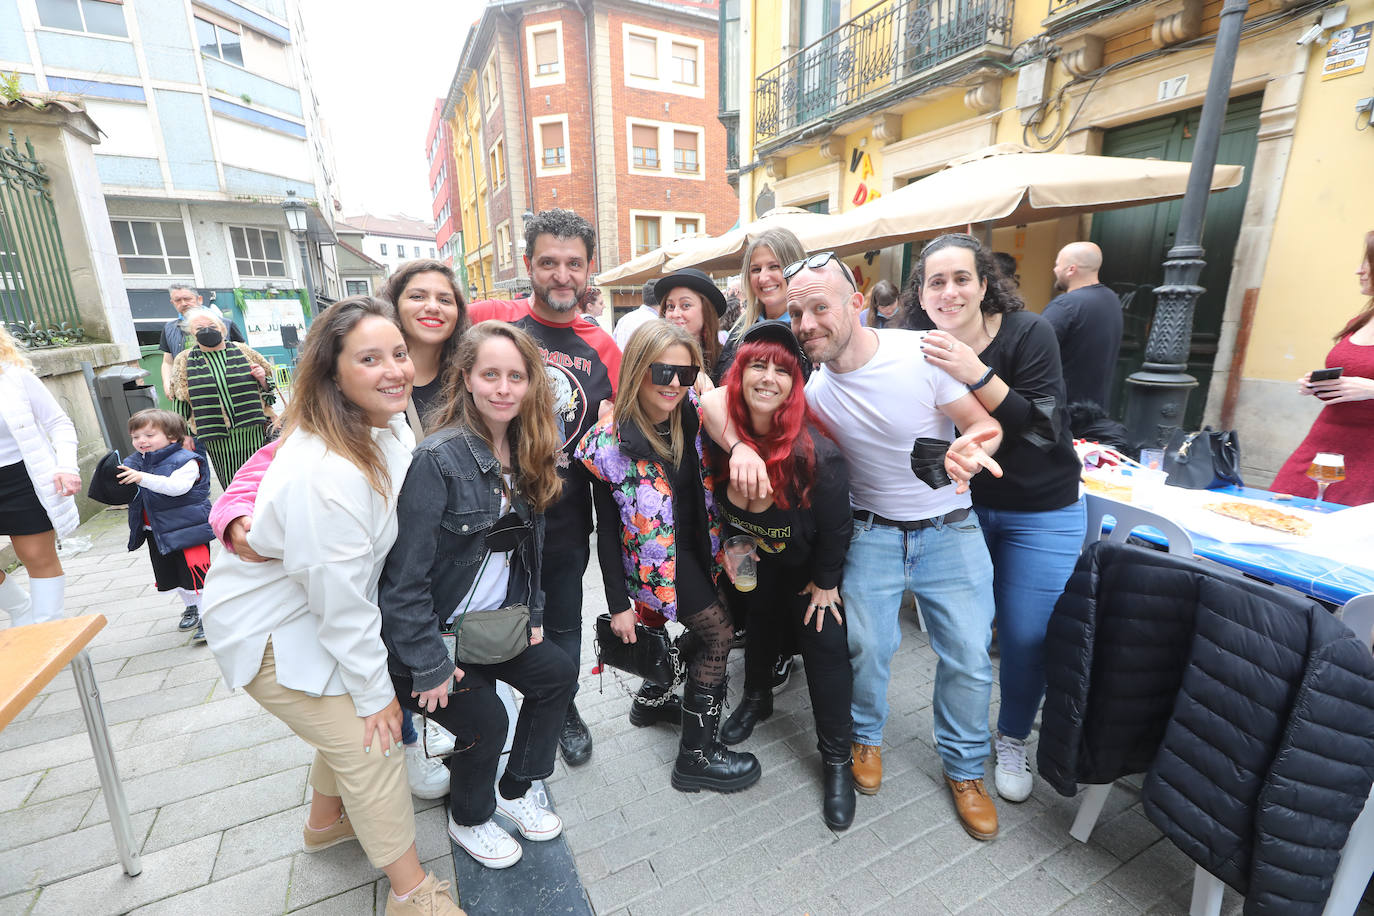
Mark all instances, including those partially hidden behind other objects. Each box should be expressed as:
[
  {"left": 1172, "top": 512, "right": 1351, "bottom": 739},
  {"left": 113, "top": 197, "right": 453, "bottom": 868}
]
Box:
[
  {"left": 628, "top": 680, "right": 683, "bottom": 727},
  {"left": 671, "top": 681, "right": 762, "bottom": 794},
  {"left": 718, "top": 689, "right": 772, "bottom": 745},
  {"left": 819, "top": 733, "right": 856, "bottom": 830}
]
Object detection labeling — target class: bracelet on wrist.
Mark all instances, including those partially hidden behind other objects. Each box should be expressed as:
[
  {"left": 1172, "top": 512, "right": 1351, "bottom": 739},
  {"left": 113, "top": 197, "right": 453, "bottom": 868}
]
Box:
[{"left": 967, "top": 366, "right": 996, "bottom": 392}]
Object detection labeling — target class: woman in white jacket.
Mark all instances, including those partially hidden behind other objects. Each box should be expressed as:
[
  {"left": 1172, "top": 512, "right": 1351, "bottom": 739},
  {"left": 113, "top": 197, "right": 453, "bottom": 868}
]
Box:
[
  {"left": 200, "top": 297, "right": 464, "bottom": 916},
  {"left": 0, "top": 324, "right": 81, "bottom": 628}
]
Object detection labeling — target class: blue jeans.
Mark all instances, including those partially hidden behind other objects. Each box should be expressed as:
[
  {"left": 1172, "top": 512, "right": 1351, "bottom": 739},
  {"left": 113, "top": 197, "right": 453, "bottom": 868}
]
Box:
[
  {"left": 401, "top": 708, "right": 418, "bottom": 745},
  {"left": 843, "top": 512, "right": 995, "bottom": 781},
  {"left": 976, "top": 499, "right": 1086, "bottom": 741}
]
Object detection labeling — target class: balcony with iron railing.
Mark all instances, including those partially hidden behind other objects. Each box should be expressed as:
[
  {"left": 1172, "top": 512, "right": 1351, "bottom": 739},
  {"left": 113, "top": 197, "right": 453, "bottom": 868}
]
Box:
[{"left": 754, "top": 0, "right": 1013, "bottom": 147}]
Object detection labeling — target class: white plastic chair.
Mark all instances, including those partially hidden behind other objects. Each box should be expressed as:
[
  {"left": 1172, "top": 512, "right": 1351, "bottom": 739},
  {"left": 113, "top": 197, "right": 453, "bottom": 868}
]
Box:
[
  {"left": 1070, "top": 494, "right": 1195, "bottom": 844},
  {"left": 1319, "top": 593, "right": 1374, "bottom": 916}
]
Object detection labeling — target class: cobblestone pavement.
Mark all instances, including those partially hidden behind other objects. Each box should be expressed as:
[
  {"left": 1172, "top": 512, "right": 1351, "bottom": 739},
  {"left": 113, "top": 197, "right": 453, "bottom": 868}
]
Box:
[{"left": 0, "top": 508, "right": 1254, "bottom": 915}]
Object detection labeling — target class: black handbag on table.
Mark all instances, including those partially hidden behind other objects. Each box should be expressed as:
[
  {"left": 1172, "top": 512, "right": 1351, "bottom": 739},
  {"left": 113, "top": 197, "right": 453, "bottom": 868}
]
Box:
[
  {"left": 1163, "top": 427, "right": 1244, "bottom": 490},
  {"left": 594, "top": 614, "right": 680, "bottom": 686}
]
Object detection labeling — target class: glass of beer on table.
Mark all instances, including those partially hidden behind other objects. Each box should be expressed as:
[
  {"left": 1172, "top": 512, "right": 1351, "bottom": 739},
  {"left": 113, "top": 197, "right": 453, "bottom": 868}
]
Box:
[{"left": 1306, "top": 452, "right": 1346, "bottom": 503}]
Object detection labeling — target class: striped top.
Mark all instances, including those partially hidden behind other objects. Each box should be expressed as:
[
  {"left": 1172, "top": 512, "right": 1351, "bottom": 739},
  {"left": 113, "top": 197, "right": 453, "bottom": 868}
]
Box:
[{"left": 175, "top": 344, "right": 271, "bottom": 438}]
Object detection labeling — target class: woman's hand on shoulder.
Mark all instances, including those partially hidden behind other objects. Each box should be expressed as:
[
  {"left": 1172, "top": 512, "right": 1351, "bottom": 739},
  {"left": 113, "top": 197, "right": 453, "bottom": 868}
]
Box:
[
  {"left": 920, "top": 330, "right": 985, "bottom": 387},
  {"left": 362, "top": 697, "right": 403, "bottom": 755},
  {"left": 411, "top": 666, "right": 464, "bottom": 714}
]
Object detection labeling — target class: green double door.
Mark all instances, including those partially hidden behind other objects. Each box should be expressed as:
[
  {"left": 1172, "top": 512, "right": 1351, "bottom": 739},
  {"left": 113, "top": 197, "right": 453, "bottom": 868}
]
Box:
[{"left": 1090, "top": 94, "right": 1261, "bottom": 428}]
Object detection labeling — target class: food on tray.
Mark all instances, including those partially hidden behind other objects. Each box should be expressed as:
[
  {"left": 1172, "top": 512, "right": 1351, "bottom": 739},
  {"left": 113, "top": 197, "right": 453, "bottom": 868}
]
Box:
[
  {"left": 1204, "top": 500, "right": 1313, "bottom": 536},
  {"left": 1082, "top": 473, "right": 1132, "bottom": 501}
]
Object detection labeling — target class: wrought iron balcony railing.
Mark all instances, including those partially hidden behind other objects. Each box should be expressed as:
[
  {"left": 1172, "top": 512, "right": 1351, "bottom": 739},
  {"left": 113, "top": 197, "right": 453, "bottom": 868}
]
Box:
[{"left": 755, "top": 0, "right": 1012, "bottom": 144}]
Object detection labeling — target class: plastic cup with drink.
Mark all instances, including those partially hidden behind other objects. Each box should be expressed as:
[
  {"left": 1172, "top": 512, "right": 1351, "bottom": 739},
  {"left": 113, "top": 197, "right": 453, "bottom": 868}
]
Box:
[{"left": 724, "top": 535, "right": 759, "bottom": 592}]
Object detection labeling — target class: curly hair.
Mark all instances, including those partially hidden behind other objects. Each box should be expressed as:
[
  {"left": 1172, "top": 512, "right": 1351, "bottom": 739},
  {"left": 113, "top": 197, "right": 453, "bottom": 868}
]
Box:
[
  {"left": 523, "top": 208, "right": 596, "bottom": 262},
  {"left": 718, "top": 339, "right": 817, "bottom": 510},
  {"left": 900, "top": 234, "right": 1024, "bottom": 330}
]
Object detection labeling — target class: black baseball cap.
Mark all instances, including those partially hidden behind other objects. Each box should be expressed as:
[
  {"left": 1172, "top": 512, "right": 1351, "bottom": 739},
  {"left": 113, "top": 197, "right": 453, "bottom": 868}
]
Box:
[{"left": 740, "top": 318, "right": 803, "bottom": 363}]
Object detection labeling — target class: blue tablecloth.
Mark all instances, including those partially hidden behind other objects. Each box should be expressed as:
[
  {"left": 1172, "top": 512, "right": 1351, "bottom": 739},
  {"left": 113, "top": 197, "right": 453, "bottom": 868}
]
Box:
[{"left": 1140, "top": 485, "right": 1374, "bottom": 605}]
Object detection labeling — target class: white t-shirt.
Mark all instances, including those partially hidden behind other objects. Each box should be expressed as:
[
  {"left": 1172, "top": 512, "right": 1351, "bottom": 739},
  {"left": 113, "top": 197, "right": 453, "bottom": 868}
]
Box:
[
  {"left": 805, "top": 328, "right": 971, "bottom": 521},
  {"left": 446, "top": 474, "right": 514, "bottom": 624}
]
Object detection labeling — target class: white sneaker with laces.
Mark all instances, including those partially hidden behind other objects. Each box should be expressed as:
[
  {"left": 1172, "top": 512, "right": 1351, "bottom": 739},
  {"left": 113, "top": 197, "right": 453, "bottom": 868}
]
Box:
[
  {"left": 404, "top": 744, "right": 451, "bottom": 800},
  {"left": 494, "top": 785, "right": 563, "bottom": 841},
  {"left": 448, "top": 816, "right": 522, "bottom": 869},
  {"left": 423, "top": 719, "right": 457, "bottom": 756},
  {"left": 994, "top": 732, "right": 1033, "bottom": 803}
]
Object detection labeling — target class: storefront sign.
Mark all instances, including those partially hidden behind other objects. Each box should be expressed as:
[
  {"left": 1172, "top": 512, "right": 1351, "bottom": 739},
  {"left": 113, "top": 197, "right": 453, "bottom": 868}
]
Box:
[
  {"left": 1322, "top": 22, "right": 1371, "bottom": 81},
  {"left": 243, "top": 297, "right": 307, "bottom": 349}
]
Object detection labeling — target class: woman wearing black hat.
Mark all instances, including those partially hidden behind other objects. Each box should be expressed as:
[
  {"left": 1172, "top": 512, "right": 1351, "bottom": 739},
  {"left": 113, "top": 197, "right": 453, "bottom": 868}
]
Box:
[
  {"left": 656, "top": 268, "right": 726, "bottom": 384},
  {"left": 700, "top": 320, "right": 857, "bottom": 830}
]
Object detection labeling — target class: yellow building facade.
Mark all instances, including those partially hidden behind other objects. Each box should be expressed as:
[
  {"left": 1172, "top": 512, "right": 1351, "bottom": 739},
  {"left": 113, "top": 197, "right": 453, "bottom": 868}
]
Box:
[
  {"left": 732, "top": 0, "right": 1374, "bottom": 481},
  {"left": 448, "top": 67, "right": 496, "bottom": 300}
]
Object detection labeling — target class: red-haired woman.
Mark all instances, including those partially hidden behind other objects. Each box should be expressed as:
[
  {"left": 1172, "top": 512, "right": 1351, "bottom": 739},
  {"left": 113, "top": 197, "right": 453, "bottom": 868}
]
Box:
[{"left": 701, "top": 319, "right": 857, "bottom": 830}]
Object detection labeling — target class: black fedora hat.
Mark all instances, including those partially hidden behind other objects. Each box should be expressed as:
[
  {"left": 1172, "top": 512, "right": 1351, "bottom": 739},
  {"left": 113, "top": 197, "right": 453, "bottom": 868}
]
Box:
[
  {"left": 740, "top": 318, "right": 803, "bottom": 363},
  {"left": 654, "top": 268, "right": 728, "bottom": 318}
]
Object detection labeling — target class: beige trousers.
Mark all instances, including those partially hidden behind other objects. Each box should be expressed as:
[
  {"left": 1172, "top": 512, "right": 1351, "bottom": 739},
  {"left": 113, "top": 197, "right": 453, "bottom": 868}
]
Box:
[{"left": 244, "top": 641, "right": 414, "bottom": 868}]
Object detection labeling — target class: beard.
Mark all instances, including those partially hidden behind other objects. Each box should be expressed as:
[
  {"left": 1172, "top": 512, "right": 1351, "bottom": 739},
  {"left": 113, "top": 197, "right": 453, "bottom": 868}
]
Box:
[{"left": 534, "top": 280, "right": 583, "bottom": 313}]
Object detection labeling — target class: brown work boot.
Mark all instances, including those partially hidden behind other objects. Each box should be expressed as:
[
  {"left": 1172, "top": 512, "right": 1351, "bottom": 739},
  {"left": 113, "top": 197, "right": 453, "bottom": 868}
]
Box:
[
  {"left": 851, "top": 742, "right": 882, "bottom": 795},
  {"left": 386, "top": 872, "right": 466, "bottom": 915},
  {"left": 945, "top": 775, "right": 999, "bottom": 840}
]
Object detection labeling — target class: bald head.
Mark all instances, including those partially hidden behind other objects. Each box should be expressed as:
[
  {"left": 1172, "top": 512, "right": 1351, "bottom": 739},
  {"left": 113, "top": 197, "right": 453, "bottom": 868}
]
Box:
[
  {"left": 785, "top": 259, "right": 863, "bottom": 367},
  {"left": 1053, "top": 241, "right": 1103, "bottom": 292}
]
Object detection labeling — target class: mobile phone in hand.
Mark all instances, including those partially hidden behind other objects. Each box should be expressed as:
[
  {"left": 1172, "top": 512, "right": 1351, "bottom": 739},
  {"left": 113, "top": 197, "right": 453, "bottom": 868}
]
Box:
[{"left": 1309, "top": 367, "right": 1343, "bottom": 383}]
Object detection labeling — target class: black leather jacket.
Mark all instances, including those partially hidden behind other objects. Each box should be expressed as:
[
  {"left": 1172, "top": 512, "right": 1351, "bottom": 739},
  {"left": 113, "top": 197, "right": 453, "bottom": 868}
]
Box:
[{"left": 378, "top": 425, "right": 544, "bottom": 692}]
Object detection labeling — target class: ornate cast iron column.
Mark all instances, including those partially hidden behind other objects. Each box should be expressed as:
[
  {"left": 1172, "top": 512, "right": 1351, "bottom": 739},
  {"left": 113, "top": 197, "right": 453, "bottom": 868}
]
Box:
[{"left": 1123, "top": 0, "right": 1250, "bottom": 448}]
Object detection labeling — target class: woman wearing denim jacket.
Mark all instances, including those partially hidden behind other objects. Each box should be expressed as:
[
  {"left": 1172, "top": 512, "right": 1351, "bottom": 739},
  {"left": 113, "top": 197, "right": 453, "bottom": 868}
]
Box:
[
  {"left": 378, "top": 321, "right": 576, "bottom": 871},
  {"left": 577, "top": 320, "right": 761, "bottom": 795}
]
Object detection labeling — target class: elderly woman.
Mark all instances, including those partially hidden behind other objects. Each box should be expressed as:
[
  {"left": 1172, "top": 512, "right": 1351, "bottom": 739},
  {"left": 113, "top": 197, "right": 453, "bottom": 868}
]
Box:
[{"left": 170, "top": 307, "right": 277, "bottom": 487}]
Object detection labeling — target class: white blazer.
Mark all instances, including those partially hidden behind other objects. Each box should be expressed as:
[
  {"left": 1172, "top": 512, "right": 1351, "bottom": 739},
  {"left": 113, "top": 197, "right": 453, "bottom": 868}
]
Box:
[{"left": 201, "top": 416, "right": 415, "bottom": 717}]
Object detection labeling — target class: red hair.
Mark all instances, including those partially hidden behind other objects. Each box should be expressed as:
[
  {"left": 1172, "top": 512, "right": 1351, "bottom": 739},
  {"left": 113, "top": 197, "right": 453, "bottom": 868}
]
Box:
[{"left": 720, "top": 340, "right": 816, "bottom": 509}]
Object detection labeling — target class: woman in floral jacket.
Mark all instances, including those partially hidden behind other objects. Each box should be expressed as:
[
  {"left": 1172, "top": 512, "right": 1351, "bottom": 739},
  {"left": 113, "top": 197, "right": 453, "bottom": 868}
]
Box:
[{"left": 576, "top": 320, "right": 761, "bottom": 795}]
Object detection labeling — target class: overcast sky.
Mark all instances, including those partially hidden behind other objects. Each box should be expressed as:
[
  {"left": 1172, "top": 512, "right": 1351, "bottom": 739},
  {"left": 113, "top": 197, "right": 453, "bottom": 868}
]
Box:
[{"left": 299, "top": 0, "right": 486, "bottom": 220}]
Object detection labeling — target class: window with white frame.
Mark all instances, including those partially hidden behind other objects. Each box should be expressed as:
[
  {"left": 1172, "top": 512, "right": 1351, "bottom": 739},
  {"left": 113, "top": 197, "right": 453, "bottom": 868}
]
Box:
[
  {"left": 633, "top": 215, "right": 660, "bottom": 256},
  {"left": 540, "top": 119, "right": 566, "bottom": 169},
  {"left": 626, "top": 34, "right": 657, "bottom": 79},
  {"left": 380, "top": 242, "right": 388, "bottom": 256},
  {"left": 671, "top": 42, "right": 698, "bottom": 86},
  {"left": 36, "top": 0, "right": 127, "bottom": 37},
  {"left": 110, "top": 219, "right": 193, "bottom": 275},
  {"left": 673, "top": 217, "right": 699, "bottom": 239},
  {"left": 673, "top": 130, "right": 699, "bottom": 174},
  {"left": 489, "top": 138, "right": 506, "bottom": 187},
  {"left": 229, "top": 226, "right": 286, "bottom": 278},
  {"left": 195, "top": 16, "right": 243, "bottom": 66},
  {"left": 631, "top": 124, "right": 659, "bottom": 169},
  {"left": 532, "top": 28, "right": 560, "bottom": 76},
  {"left": 482, "top": 56, "right": 499, "bottom": 110},
  {"left": 413, "top": 245, "right": 422, "bottom": 258},
  {"left": 495, "top": 223, "right": 511, "bottom": 268},
  {"left": 430, "top": 247, "right": 436, "bottom": 258},
  {"left": 346, "top": 279, "right": 369, "bottom": 296}
]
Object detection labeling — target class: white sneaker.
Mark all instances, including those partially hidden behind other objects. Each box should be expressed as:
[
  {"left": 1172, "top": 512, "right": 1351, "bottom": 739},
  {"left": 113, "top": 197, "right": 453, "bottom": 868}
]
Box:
[
  {"left": 494, "top": 785, "right": 563, "bottom": 841},
  {"left": 448, "top": 816, "right": 522, "bottom": 869},
  {"left": 994, "top": 732, "right": 1033, "bottom": 803},
  {"left": 423, "top": 719, "right": 457, "bottom": 756},
  {"left": 404, "top": 744, "right": 451, "bottom": 800}
]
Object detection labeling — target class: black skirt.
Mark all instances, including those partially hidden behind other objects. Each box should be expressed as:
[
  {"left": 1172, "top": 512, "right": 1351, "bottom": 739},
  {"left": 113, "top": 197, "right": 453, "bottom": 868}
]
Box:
[
  {"left": 145, "top": 539, "right": 201, "bottom": 592},
  {"left": 0, "top": 461, "right": 54, "bottom": 536}
]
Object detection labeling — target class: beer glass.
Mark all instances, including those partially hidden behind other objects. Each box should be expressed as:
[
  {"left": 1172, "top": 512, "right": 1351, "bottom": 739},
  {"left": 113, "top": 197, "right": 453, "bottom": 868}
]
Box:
[
  {"left": 1306, "top": 452, "right": 1346, "bottom": 503},
  {"left": 724, "top": 535, "right": 758, "bottom": 592}
]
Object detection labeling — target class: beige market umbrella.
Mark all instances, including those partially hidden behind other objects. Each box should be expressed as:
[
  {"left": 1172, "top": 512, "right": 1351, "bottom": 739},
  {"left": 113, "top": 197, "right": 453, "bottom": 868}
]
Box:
[
  {"left": 804, "top": 146, "right": 1246, "bottom": 256},
  {"left": 661, "top": 207, "right": 834, "bottom": 276},
  {"left": 595, "top": 244, "right": 681, "bottom": 286}
]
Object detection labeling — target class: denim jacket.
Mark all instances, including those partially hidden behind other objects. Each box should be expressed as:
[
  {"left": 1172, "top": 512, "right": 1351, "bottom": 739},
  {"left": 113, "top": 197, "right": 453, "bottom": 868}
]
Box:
[{"left": 378, "top": 424, "right": 545, "bottom": 692}]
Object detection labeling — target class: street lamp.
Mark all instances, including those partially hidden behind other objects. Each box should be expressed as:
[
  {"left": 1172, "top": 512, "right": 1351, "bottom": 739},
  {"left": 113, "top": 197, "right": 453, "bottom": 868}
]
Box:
[
  {"left": 282, "top": 190, "right": 317, "bottom": 317},
  {"left": 1122, "top": 0, "right": 1250, "bottom": 448}
]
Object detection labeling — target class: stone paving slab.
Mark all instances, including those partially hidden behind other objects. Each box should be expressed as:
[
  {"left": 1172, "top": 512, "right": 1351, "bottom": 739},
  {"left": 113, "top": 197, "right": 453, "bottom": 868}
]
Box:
[{"left": 0, "top": 509, "right": 1357, "bottom": 914}]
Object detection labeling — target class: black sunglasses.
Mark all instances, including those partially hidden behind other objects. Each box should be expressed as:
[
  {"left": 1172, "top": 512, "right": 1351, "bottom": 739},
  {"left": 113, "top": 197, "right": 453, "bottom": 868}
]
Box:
[
  {"left": 782, "top": 251, "right": 858, "bottom": 291},
  {"left": 649, "top": 362, "right": 700, "bottom": 386}
]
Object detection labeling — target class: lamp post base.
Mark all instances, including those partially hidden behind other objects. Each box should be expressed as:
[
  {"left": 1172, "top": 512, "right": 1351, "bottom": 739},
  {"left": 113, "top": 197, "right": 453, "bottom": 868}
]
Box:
[{"left": 1123, "top": 366, "right": 1198, "bottom": 450}]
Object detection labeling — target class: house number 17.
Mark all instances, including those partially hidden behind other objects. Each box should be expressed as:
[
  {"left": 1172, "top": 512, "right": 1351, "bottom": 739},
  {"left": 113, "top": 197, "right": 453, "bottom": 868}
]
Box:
[{"left": 1158, "top": 75, "right": 1189, "bottom": 101}]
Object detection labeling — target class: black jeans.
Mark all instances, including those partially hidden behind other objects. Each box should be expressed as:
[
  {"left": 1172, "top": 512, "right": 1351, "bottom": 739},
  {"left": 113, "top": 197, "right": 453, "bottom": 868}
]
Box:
[
  {"left": 392, "top": 640, "right": 577, "bottom": 826},
  {"left": 741, "top": 560, "right": 853, "bottom": 758},
  {"left": 540, "top": 544, "right": 591, "bottom": 700}
]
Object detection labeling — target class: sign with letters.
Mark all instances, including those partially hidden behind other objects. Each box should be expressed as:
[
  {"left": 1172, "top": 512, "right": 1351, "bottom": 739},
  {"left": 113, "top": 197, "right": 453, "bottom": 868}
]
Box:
[{"left": 242, "top": 297, "right": 306, "bottom": 350}]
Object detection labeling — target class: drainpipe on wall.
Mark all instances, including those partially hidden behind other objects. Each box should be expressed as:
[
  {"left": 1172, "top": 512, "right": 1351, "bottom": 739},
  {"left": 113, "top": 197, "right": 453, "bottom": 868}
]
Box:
[
  {"left": 503, "top": 4, "right": 537, "bottom": 284},
  {"left": 580, "top": 0, "right": 606, "bottom": 275}
]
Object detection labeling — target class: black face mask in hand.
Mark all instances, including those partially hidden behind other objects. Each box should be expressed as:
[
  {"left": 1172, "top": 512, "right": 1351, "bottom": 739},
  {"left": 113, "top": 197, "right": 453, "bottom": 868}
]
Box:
[{"left": 195, "top": 327, "right": 224, "bottom": 348}]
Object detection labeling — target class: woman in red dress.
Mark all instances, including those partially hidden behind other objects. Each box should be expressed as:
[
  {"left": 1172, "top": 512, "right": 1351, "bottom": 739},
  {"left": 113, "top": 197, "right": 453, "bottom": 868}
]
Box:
[{"left": 1271, "top": 231, "right": 1374, "bottom": 505}]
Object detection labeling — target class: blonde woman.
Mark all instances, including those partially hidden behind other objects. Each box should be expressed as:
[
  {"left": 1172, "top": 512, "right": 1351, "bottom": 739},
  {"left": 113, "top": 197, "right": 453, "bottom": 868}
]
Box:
[
  {"left": 576, "top": 320, "right": 761, "bottom": 794},
  {"left": 714, "top": 228, "right": 807, "bottom": 383},
  {"left": 200, "top": 297, "right": 463, "bottom": 915},
  {"left": 0, "top": 324, "right": 81, "bottom": 627}
]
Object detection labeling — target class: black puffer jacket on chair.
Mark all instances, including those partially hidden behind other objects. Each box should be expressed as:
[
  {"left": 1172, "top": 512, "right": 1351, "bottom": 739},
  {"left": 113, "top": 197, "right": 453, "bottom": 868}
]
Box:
[{"left": 1038, "top": 542, "right": 1374, "bottom": 915}]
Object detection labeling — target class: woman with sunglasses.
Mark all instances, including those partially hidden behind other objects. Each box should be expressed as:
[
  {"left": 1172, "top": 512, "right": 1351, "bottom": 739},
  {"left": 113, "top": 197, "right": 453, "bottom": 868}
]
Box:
[
  {"left": 701, "top": 319, "right": 857, "bottom": 829},
  {"left": 577, "top": 320, "right": 761, "bottom": 794},
  {"left": 902, "top": 234, "right": 1083, "bottom": 804},
  {"left": 378, "top": 321, "right": 576, "bottom": 870}
]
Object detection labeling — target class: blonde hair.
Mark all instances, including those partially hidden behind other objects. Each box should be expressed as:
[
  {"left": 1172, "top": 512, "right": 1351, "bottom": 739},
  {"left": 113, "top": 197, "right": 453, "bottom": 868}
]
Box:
[
  {"left": 733, "top": 227, "right": 806, "bottom": 336},
  {"left": 426, "top": 321, "right": 563, "bottom": 512},
  {"left": 614, "top": 320, "right": 702, "bottom": 466},
  {"left": 281, "top": 296, "right": 402, "bottom": 497},
  {"left": 0, "top": 324, "right": 34, "bottom": 371}
]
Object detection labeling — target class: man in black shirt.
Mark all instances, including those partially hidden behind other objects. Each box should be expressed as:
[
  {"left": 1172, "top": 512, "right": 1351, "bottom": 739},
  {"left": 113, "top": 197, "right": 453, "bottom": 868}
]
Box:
[
  {"left": 1042, "top": 242, "right": 1122, "bottom": 411},
  {"left": 158, "top": 284, "right": 245, "bottom": 395}
]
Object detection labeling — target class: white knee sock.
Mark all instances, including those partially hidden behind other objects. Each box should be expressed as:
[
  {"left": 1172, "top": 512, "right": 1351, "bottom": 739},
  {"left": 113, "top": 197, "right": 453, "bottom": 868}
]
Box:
[
  {"left": 175, "top": 587, "right": 200, "bottom": 609},
  {"left": 0, "top": 575, "right": 33, "bottom": 627},
  {"left": 28, "top": 575, "right": 66, "bottom": 624}
]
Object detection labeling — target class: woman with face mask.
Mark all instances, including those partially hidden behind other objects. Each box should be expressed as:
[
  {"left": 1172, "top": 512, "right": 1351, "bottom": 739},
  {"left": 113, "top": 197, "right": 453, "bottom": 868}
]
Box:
[{"left": 168, "top": 306, "right": 278, "bottom": 487}]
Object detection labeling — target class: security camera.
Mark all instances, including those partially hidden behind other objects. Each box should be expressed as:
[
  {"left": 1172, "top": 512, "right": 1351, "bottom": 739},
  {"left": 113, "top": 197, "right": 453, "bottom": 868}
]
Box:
[{"left": 1296, "top": 23, "right": 1324, "bottom": 46}]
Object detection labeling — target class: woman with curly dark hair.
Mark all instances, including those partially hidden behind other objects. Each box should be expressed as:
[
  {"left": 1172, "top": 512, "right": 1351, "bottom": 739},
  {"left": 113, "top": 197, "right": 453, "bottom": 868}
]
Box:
[{"left": 904, "top": 233, "right": 1083, "bottom": 806}]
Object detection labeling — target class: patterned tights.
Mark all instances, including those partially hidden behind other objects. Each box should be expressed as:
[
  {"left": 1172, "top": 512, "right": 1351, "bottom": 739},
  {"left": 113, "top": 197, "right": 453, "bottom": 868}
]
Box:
[{"left": 677, "top": 600, "right": 732, "bottom": 689}]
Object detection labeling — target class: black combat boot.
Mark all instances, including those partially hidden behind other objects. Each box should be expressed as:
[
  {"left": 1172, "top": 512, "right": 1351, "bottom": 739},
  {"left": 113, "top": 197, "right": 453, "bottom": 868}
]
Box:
[
  {"left": 671, "top": 680, "right": 762, "bottom": 794},
  {"left": 628, "top": 680, "right": 683, "bottom": 727},
  {"left": 718, "top": 689, "right": 772, "bottom": 745},
  {"left": 819, "top": 732, "right": 856, "bottom": 830}
]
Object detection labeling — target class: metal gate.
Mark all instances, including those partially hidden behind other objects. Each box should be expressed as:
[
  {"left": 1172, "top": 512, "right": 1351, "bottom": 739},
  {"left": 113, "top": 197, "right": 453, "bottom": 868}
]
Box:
[{"left": 0, "top": 129, "right": 83, "bottom": 346}]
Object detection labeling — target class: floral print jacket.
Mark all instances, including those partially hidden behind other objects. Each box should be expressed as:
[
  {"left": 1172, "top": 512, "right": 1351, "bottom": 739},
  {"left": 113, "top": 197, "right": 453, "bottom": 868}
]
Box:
[{"left": 575, "top": 392, "right": 723, "bottom": 622}]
